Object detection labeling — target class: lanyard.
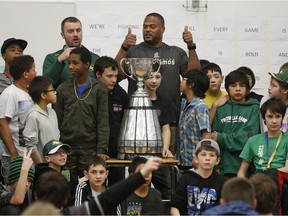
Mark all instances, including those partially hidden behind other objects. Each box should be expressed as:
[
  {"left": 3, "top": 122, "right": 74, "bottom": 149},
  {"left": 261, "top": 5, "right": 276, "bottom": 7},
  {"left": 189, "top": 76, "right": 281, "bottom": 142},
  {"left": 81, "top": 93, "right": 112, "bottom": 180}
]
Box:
[{"left": 265, "top": 132, "right": 282, "bottom": 169}]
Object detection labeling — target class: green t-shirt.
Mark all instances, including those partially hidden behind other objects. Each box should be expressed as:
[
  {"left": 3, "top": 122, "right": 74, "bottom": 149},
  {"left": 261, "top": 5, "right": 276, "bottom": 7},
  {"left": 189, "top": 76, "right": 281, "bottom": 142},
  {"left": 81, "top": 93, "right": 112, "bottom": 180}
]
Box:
[{"left": 240, "top": 132, "right": 288, "bottom": 171}]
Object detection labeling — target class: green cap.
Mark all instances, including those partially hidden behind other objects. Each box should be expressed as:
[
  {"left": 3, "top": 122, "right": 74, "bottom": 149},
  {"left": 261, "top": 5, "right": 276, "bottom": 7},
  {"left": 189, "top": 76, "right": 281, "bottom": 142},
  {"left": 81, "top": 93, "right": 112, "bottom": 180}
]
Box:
[
  {"left": 268, "top": 68, "right": 288, "bottom": 83},
  {"left": 8, "top": 157, "right": 34, "bottom": 184},
  {"left": 43, "top": 140, "right": 70, "bottom": 156}
]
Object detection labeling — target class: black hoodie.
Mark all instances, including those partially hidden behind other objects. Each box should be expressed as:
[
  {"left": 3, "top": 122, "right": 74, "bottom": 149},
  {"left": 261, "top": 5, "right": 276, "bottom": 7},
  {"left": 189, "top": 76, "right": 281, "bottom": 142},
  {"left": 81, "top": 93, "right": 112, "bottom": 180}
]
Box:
[{"left": 170, "top": 169, "right": 227, "bottom": 215}]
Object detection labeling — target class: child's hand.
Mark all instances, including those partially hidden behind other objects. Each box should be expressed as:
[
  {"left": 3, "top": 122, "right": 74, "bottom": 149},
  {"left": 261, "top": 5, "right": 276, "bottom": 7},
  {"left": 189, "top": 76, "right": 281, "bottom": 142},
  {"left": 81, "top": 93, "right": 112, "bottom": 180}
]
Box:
[
  {"left": 22, "top": 148, "right": 33, "bottom": 172},
  {"left": 162, "top": 149, "right": 174, "bottom": 158}
]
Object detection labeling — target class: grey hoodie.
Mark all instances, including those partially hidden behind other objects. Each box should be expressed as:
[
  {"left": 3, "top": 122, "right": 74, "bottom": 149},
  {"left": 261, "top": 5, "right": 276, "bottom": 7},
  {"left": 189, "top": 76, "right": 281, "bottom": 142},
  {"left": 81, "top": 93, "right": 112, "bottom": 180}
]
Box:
[{"left": 20, "top": 104, "right": 60, "bottom": 159}]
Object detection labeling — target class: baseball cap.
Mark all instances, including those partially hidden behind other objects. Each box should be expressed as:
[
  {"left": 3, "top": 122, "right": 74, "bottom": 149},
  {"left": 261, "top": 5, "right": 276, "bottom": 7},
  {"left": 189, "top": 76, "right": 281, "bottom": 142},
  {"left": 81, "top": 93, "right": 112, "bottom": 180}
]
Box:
[
  {"left": 268, "top": 68, "right": 288, "bottom": 84},
  {"left": 43, "top": 140, "right": 70, "bottom": 156},
  {"left": 1, "top": 38, "right": 28, "bottom": 54},
  {"left": 195, "top": 139, "right": 220, "bottom": 155}
]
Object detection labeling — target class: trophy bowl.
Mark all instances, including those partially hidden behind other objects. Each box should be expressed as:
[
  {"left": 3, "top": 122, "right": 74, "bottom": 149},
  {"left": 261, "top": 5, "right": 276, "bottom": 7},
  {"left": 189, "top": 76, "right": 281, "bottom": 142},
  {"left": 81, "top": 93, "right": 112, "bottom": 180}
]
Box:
[{"left": 120, "top": 58, "right": 161, "bottom": 81}]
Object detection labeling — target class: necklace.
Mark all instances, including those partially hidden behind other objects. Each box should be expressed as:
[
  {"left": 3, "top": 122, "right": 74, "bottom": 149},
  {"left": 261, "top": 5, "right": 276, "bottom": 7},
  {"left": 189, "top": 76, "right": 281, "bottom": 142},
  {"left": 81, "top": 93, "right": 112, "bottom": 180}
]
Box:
[{"left": 73, "top": 78, "right": 92, "bottom": 101}]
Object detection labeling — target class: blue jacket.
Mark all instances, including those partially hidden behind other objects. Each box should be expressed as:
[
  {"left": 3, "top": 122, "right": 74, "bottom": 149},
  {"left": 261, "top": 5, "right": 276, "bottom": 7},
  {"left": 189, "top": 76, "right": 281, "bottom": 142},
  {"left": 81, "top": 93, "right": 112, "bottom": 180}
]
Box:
[{"left": 203, "top": 200, "right": 259, "bottom": 215}]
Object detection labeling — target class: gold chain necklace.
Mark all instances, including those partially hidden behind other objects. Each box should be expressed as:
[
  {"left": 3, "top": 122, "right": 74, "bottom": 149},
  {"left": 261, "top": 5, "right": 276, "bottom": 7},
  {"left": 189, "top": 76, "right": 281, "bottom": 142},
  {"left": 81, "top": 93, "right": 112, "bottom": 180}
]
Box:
[{"left": 73, "top": 78, "right": 92, "bottom": 101}]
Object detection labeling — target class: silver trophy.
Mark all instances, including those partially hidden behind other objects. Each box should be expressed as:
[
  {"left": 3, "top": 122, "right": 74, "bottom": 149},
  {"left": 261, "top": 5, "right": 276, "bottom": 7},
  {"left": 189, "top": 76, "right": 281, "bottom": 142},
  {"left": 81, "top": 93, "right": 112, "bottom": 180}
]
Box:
[{"left": 118, "top": 58, "right": 163, "bottom": 160}]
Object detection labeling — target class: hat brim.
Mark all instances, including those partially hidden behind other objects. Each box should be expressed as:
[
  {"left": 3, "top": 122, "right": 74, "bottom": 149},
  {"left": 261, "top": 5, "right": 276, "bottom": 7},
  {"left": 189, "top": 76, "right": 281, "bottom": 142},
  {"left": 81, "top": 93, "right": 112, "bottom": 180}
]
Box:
[
  {"left": 48, "top": 144, "right": 70, "bottom": 155},
  {"left": 1, "top": 39, "right": 28, "bottom": 54}
]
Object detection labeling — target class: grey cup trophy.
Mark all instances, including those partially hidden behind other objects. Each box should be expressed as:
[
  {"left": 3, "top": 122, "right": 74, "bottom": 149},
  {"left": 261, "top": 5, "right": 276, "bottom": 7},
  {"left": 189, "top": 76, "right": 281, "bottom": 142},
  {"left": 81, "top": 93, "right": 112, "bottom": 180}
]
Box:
[{"left": 117, "top": 58, "right": 163, "bottom": 160}]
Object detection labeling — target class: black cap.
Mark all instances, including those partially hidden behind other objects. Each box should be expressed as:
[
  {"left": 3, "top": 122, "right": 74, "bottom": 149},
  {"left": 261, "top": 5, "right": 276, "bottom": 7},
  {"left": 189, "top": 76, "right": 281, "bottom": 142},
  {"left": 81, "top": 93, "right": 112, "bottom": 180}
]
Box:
[{"left": 1, "top": 38, "right": 28, "bottom": 54}]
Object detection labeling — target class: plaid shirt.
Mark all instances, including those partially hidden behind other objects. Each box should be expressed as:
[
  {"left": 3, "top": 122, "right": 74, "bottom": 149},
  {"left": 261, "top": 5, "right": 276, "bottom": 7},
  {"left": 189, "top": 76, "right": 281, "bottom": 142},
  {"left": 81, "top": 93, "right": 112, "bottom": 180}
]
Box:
[{"left": 177, "top": 97, "right": 211, "bottom": 166}]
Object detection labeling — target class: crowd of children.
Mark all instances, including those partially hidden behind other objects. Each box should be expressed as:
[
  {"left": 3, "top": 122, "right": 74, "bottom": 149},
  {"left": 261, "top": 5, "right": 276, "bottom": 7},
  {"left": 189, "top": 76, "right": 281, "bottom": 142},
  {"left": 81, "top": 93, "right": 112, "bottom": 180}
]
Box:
[{"left": 1, "top": 13, "right": 288, "bottom": 215}]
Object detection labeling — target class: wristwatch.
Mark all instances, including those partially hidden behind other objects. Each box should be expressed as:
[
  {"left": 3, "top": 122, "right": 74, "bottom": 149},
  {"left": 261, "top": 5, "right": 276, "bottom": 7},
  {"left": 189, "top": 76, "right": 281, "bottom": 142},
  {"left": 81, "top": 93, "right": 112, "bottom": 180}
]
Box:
[{"left": 188, "top": 43, "right": 196, "bottom": 50}]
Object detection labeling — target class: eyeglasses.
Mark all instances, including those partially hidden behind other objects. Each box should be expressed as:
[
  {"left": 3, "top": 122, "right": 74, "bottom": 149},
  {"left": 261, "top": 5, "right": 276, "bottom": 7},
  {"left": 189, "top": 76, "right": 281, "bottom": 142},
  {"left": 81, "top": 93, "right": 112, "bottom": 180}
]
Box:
[{"left": 44, "top": 89, "right": 56, "bottom": 94}]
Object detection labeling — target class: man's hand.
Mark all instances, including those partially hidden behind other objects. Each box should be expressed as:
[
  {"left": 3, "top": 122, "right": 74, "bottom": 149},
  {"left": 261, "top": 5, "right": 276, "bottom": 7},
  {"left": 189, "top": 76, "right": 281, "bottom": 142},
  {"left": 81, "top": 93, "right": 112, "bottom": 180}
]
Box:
[
  {"left": 182, "top": 25, "right": 194, "bottom": 47},
  {"left": 122, "top": 27, "right": 137, "bottom": 50},
  {"left": 58, "top": 47, "right": 76, "bottom": 63},
  {"left": 140, "top": 157, "right": 164, "bottom": 177}
]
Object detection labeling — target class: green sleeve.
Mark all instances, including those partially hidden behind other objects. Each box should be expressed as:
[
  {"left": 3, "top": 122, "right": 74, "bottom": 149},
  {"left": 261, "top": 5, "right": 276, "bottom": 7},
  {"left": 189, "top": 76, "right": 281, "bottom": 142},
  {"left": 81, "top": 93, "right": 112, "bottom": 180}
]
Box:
[
  {"left": 96, "top": 84, "right": 109, "bottom": 154},
  {"left": 217, "top": 106, "right": 260, "bottom": 153},
  {"left": 43, "top": 53, "right": 65, "bottom": 87},
  {"left": 54, "top": 85, "right": 64, "bottom": 129},
  {"left": 239, "top": 138, "right": 253, "bottom": 163}
]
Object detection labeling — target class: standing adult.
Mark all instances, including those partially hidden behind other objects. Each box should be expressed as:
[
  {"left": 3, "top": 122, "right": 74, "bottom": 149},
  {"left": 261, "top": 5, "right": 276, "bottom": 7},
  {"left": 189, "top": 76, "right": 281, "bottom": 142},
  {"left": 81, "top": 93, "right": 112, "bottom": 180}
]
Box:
[
  {"left": 43, "top": 16, "right": 99, "bottom": 89},
  {"left": 115, "top": 12, "right": 201, "bottom": 155}
]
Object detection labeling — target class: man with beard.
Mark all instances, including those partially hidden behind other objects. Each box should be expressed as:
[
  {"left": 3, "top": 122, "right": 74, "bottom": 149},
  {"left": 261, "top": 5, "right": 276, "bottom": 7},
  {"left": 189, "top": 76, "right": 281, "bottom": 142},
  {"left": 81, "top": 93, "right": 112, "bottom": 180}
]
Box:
[
  {"left": 43, "top": 16, "right": 99, "bottom": 89},
  {"left": 115, "top": 12, "right": 201, "bottom": 156}
]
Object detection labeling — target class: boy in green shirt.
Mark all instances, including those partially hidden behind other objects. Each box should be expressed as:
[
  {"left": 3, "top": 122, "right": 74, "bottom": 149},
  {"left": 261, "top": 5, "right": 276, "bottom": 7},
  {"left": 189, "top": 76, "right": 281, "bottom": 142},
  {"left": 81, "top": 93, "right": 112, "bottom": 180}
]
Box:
[{"left": 238, "top": 98, "right": 288, "bottom": 176}]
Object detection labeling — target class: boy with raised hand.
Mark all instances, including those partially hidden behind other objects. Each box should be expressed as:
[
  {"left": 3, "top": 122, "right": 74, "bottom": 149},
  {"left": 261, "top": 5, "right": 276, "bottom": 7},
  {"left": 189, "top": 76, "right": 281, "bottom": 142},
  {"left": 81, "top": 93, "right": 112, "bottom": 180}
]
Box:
[
  {"left": 171, "top": 139, "right": 226, "bottom": 215},
  {"left": 0, "top": 38, "right": 27, "bottom": 94},
  {"left": 74, "top": 155, "right": 109, "bottom": 206},
  {"left": 237, "top": 98, "right": 288, "bottom": 177},
  {"left": 211, "top": 70, "right": 260, "bottom": 176},
  {"left": 202, "top": 62, "right": 227, "bottom": 109},
  {"left": 117, "top": 156, "right": 162, "bottom": 216},
  {"left": 0, "top": 55, "right": 36, "bottom": 183},
  {"left": 21, "top": 76, "right": 59, "bottom": 164},
  {"left": 54, "top": 46, "right": 109, "bottom": 198},
  {"left": 94, "top": 56, "right": 129, "bottom": 186},
  {"left": 0, "top": 148, "right": 34, "bottom": 214}
]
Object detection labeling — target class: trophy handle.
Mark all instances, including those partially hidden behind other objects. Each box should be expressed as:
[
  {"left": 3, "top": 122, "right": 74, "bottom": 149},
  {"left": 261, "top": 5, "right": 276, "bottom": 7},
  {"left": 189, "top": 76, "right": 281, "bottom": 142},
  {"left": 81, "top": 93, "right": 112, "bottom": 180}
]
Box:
[
  {"left": 120, "top": 58, "right": 134, "bottom": 80},
  {"left": 152, "top": 59, "right": 161, "bottom": 74}
]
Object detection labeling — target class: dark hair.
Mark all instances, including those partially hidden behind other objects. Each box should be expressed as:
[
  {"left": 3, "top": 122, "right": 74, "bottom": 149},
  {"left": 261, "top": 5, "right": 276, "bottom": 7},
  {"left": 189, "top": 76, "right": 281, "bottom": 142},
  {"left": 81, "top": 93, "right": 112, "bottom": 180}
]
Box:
[
  {"left": 34, "top": 171, "right": 70, "bottom": 209},
  {"left": 271, "top": 76, "right": 288, "bottom": 90},
  {"left": 183, "top": 69, "right": 210, "bottom": 99},
  {"left": 237, "top": 66, "right": 255, "bottom": 88},
  {"left": 70, "top": 46, "right": 91, "bottom": 65},
  {"left": 93, "top": 56, "right": 118, "bottom": 76},
  {"left": 250, "top": 173, "right": 278, "bottom": 214},
  {"left": 200, "top": 59, "right": 210, "bottom": 69},
  {"left": 221, "top": 177, "right": 255, "bottom": 206},
  {"left": 202, "top": 62, "right": 222, "bottom": 75},
  {"left": 224, "top": 70, "right": 250, "bottom": 93},
  {"left": 84, "top": 155, "right": 107, "bottom": 171},
  {"left": 145, "top": 12, "right": 165, "bottom": 27},
  {"left": 128, "top": 156, "right": 147, "bottom": 174},
  {"left": 28, "top": 76, "right": 54, "bottom": 103},
  {"left": 61, "top": 16, "right": 81, "bottom": 33},
  {"left": 10, "top": 55, "right": 34, "bottom": 80},
  {"left": 260, "top": 97, "right": 286, "bottom": 120}
]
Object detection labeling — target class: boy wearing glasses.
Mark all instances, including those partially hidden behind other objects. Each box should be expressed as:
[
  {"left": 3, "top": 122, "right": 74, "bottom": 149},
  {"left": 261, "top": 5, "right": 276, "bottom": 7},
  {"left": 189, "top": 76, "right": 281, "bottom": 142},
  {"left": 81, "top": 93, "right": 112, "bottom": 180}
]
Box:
[
  {"left": 21, "top": 76, "right": 59, "bottom": 164},
  {"left": 171, "top": 139, "right": 226, "bottom": 215}
]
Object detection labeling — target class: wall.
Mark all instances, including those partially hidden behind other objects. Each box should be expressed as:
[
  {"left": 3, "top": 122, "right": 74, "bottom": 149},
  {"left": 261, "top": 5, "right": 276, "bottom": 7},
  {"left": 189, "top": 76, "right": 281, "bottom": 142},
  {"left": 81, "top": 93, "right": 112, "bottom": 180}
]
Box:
[
  {"left": 1, "top": 0, "right": 287, "bottom": 95},
  {"left": 0, "top": 1, "right": 75, "bottom": 73}
]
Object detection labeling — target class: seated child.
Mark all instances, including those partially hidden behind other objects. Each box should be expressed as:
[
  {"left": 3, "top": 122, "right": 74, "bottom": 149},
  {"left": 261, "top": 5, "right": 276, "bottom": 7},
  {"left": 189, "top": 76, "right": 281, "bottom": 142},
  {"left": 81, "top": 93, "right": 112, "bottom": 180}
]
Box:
[
  {"left": 0, "top": 148, "right": 34, "bottom": 214},
  {"left": 74, "top": 155, "right": 109, "bottom": 206},
  {"left": 170, "top": 139, "right": 227, "bottom": 215},
  {"left": 33, "top": 140, "right": 71, "bottom": 200},
  {"left": 117, "top": 156, "right": 162, "bottom": 215},
  {"left": 238, "top": 98, "right": 288, "bottom": 176}
]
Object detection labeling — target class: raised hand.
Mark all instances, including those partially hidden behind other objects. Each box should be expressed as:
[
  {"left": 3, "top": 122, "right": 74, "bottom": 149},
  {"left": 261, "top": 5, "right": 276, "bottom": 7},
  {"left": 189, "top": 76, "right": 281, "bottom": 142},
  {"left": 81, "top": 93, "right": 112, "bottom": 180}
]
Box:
[
  {"left": 182, "top": 25, "right": 194, "bottom": 47},
  {"left": 122, "top": 27, "right": 137, "bottom": 49}
]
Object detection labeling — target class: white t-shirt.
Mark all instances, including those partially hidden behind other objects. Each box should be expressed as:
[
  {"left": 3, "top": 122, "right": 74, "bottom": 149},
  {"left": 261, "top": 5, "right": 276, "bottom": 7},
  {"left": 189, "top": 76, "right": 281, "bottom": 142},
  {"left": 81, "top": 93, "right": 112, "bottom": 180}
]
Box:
[{"left": 0, "top": 84, "right": 33, "bottom": 156}]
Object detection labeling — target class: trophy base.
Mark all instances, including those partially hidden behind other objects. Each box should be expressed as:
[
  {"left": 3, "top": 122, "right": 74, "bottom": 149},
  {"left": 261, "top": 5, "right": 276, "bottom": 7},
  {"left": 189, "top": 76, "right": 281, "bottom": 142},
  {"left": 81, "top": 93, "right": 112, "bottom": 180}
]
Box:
[{"left": 117, "top": 153, "right": 162, "bottom": 160}]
